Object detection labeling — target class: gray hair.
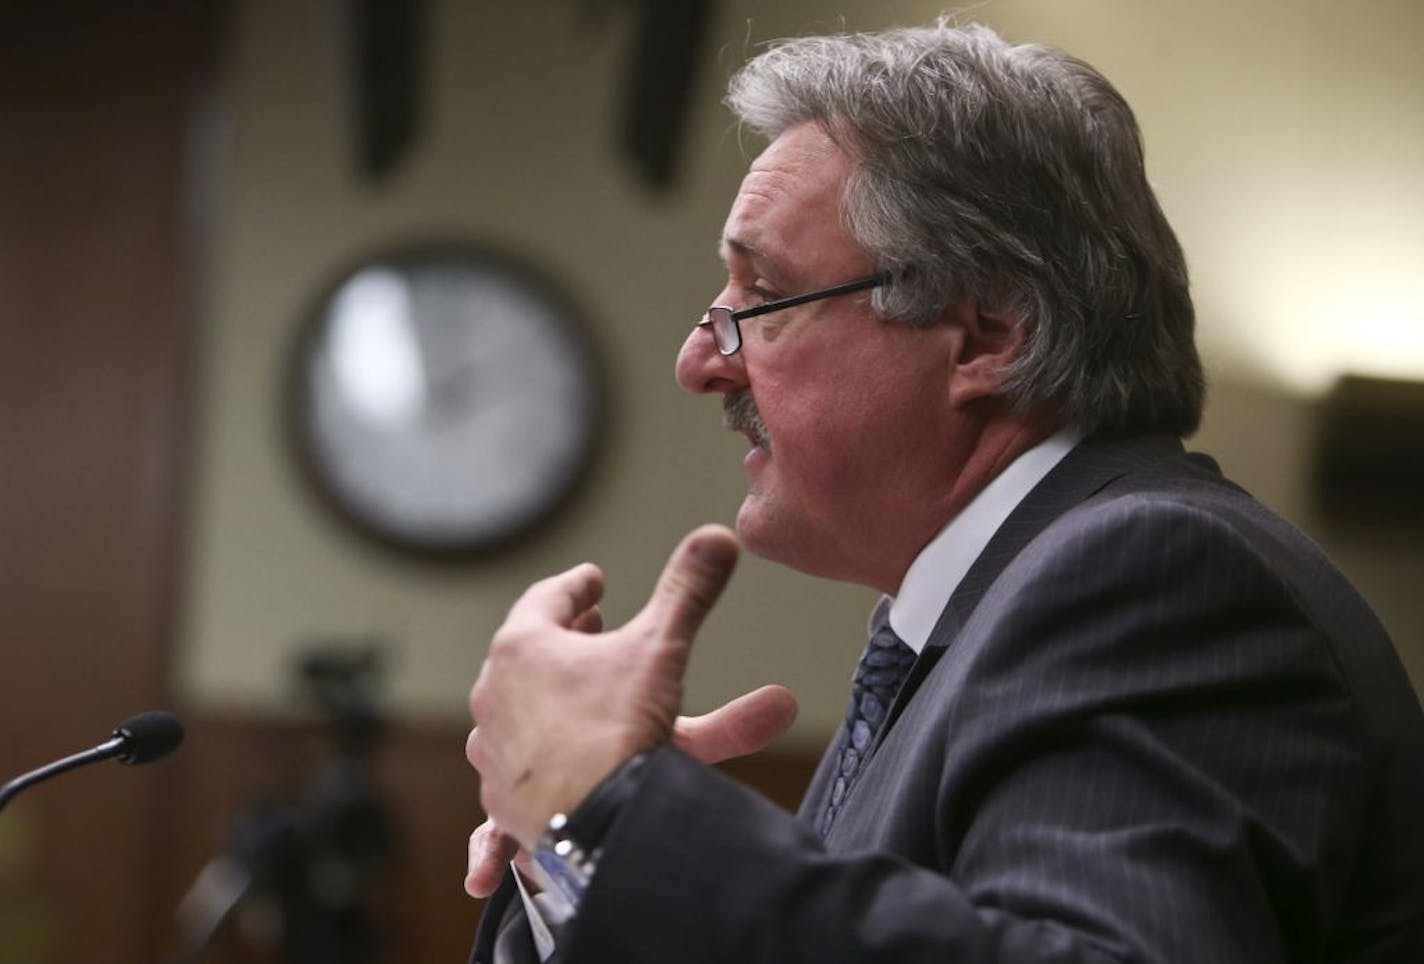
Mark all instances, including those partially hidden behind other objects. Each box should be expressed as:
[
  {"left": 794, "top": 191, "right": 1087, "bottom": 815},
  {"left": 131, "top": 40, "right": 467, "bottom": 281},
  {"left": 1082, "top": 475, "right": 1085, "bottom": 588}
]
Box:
[{"left": 727, "top": 21, "right": 1204, "bottom": 435}]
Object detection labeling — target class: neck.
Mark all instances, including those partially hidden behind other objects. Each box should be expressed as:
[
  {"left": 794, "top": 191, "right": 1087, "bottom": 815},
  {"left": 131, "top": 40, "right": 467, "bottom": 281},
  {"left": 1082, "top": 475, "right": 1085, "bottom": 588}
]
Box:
[
  {"left": 875, "top": 408, "right": 1060, "bottom": 596},
  {"left": 950, "top": 415, "right": 1058, "bottom": 512}
]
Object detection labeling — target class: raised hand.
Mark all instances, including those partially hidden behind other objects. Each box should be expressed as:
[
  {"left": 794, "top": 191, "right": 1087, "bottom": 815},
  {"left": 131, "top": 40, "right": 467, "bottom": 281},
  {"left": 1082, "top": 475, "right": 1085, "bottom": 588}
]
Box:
[{"left": 465, "top": 525, "right": 757, "bottom": 850}]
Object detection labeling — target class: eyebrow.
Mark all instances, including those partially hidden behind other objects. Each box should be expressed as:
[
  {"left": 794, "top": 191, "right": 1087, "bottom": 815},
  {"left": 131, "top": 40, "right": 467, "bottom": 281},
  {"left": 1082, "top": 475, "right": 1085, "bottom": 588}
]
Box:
[
  {"left": 718, "top": 236, "right": 762, "bottom": 265},
  {"left": 723, "top": 236, "right": 780, "bottom": 274}
]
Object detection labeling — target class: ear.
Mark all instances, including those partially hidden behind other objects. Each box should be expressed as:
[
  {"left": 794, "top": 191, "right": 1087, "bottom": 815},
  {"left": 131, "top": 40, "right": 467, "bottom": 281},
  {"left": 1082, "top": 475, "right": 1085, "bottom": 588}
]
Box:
[{"left": 945, "top": 300, "right": 1026, "bottom": 408}]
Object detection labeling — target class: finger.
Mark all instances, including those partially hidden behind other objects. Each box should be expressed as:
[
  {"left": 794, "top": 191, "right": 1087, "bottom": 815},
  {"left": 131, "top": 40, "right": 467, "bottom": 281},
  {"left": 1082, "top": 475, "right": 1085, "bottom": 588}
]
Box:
[
  {"left": 570, "top": 603, "right": 603, "bottom": 635},
  {"left": 673, "top": 684, "right": 799, "bottom": 764},
  {"left": 509, "top": 562, "right": 605, "bottom": 629},
  {"left": 636, "top": 525, "right": 739, "bottom": 661},
  {"left": 465, "top": 821, "right": 519, "bottom": 898}
]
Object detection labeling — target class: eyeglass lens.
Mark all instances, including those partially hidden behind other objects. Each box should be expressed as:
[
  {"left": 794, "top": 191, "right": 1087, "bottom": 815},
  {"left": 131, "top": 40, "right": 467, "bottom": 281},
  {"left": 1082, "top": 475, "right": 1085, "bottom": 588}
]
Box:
[{"left": 704, "top": 307, "right": 740, "bottom": 356}]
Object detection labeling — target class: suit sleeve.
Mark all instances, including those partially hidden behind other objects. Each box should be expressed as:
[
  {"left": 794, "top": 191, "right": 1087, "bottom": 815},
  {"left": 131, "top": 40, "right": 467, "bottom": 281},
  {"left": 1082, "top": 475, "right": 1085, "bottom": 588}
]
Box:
[
  {"left": 552, "top": 497, "right": 1371, "bottom": 963},
  {"left": 469, "top": 873, "right": 544, "bottom": 964}
]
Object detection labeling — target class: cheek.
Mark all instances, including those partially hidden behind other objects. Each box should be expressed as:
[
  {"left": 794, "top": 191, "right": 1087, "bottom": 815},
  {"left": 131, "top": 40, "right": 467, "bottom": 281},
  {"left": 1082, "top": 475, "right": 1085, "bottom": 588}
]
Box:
[
  {"left": 749, "top": 330, "right": 928, "bottom": 482},
  {"left": 762, "top": 390, "right": 867, "bottom": 495},
  {"left": 765, "top": 365, "right": 924, "bottom": 486}
]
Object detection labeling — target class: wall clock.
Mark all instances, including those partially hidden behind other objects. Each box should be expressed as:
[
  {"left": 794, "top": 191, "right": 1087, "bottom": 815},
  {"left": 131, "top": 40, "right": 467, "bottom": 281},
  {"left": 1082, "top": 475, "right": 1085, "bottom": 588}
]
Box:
[{"left": 289, "top": 243, "right": 604, "bottom": 557}]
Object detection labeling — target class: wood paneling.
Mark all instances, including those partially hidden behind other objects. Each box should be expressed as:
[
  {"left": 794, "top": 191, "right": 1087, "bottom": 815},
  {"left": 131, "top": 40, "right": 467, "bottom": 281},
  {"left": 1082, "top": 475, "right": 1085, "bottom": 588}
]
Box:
[{"left": 0, "top": 2, "right": 212, "bottom": 961}]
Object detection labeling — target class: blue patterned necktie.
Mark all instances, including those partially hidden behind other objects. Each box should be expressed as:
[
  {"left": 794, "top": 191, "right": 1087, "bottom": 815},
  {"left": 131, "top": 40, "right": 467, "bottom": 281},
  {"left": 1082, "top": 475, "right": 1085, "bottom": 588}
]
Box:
[{"left": 818, "top": 619, "right": 917, "bottom": 838}]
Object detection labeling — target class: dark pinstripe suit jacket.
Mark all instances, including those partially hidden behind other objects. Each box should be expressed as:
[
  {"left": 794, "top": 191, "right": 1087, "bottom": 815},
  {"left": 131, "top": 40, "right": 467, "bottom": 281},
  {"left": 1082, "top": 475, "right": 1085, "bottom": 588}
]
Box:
[{"left": 472, "top": 433, "right": 1424, "bottom": 963}]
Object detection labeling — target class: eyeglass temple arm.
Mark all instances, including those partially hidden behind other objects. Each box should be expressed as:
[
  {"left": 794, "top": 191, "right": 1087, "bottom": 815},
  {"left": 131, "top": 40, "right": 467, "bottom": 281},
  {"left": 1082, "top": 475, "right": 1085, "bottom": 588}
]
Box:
[{"left": 731, "top": 273, "right": 886, "bottom": 321}]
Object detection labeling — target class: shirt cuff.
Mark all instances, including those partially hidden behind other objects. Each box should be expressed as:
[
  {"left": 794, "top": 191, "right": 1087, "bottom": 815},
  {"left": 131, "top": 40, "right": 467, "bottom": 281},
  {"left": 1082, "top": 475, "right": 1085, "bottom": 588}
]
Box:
[{"left": 512, "top": 863, "right": 574, "bottom": 962}]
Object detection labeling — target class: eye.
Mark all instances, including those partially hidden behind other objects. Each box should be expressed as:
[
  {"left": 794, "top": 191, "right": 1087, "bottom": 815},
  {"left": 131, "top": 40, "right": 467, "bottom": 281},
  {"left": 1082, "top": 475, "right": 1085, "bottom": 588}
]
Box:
[{"left": 745, "top": 281, "right": 780, "bottom": 305}]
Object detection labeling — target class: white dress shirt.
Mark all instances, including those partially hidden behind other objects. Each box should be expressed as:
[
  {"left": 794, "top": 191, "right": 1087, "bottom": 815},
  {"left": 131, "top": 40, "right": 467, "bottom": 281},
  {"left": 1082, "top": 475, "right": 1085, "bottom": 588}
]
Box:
[{"left": 888, "top": 429, "right": 1082, "bottom": 653}]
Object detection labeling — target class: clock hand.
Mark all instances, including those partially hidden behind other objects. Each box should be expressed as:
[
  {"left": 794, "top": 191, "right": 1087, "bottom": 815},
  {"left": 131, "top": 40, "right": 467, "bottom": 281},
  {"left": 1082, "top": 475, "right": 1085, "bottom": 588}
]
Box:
[
  {"left": 425, "top": 358, "right": 549, "bottom": 425},
  {"left": 426, "top": 360, "right": 478, "bottom": 414}
]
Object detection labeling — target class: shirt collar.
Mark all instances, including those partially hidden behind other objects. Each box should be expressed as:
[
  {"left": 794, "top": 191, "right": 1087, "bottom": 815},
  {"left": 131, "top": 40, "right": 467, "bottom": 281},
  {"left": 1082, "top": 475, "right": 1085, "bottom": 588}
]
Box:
[{"left": 885, "top": 429, "right": 1083, "bottom": 653}]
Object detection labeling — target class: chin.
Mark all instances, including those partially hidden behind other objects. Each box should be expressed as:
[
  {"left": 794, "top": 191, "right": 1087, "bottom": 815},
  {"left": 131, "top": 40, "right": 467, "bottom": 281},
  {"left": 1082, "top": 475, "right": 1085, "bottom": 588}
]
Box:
[
  {"left": 735, "top": 497, "right": 819, "bottom": 575},
  {"left": 733, "top": 496, "right": 783, "bottom": 563},
  {"left": 735, "top": 494, "right": 873, "bottom": 587},
  {"left": 733, "top": 499, "right": 767, "bottom": 555}
]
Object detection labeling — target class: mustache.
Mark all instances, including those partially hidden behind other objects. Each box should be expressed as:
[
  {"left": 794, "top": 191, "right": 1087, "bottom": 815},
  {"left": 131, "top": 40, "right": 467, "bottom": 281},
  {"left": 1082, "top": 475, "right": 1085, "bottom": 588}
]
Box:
[{"left": 722, "top": 390, "right": 771, "bottom": 450}]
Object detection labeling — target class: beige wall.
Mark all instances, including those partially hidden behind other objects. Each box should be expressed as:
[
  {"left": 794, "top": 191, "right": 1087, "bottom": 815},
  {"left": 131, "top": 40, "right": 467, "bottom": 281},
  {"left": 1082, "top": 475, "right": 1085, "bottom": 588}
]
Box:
[{"left": 177, "top": 0, "right": 1424, "bottom": 747}]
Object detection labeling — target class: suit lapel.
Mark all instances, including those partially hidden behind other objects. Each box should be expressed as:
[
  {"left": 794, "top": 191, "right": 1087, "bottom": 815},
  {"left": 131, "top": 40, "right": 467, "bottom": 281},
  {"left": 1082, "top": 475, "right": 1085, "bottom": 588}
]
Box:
[
  {"left": 804, "top": 433, "right": 1188, "bottom": 828},
  {"left": 878, "top": 432, "right": 1185, "bottom": 737}
]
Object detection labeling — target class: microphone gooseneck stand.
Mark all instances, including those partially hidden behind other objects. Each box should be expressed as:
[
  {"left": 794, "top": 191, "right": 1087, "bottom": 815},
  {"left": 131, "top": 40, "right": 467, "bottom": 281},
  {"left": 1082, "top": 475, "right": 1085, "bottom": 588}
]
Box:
[{"left": 0, "top": 711, "right": 185, "bottom": 813}]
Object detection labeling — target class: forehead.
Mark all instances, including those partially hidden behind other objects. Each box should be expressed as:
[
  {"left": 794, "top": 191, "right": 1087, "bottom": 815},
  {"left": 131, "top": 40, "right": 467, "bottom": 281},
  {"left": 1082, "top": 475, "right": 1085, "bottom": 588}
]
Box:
[{"left": 721, "top": 123, "right": 857, "bottom": 272}]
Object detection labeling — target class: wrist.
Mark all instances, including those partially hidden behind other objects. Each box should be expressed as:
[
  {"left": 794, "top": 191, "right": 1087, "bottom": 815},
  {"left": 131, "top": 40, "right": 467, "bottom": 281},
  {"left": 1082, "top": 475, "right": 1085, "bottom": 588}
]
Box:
[{"left": 532, "top": 751, "right": 649, "bottom": 908}]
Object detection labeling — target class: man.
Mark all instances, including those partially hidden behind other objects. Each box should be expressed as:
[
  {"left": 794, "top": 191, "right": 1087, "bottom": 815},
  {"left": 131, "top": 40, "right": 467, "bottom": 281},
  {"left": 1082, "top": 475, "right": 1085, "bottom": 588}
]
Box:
[{"left": 464, "top": 21, "right": 1424, "bottom": 963}]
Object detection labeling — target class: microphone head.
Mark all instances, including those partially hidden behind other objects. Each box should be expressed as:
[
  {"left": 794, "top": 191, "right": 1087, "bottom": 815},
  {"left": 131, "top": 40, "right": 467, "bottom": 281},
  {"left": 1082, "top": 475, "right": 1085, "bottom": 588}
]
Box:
[{"left": 113, "top": 711, "right": 185, "bottom": 765}]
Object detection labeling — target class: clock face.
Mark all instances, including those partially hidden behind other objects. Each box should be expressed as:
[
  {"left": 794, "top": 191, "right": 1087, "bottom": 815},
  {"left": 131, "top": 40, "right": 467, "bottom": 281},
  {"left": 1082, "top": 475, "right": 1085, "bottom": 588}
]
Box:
[{"left": 291, "top": 245, "right": 603, "bottom": 556}]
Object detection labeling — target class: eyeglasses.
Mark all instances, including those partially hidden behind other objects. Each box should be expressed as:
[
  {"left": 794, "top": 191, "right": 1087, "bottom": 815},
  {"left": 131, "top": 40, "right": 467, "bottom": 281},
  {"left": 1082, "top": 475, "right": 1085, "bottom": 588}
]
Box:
[{"left": 697, "top": 274, "right": 886, "bottom": 356}]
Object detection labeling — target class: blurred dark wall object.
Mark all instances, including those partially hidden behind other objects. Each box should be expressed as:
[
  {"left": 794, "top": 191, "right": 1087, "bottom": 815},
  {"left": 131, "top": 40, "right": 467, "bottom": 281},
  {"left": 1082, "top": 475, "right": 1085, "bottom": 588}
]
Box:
[
  {"left": 619, "top": 0, "right": 712, "bottom": 190},
  {"left": 1316, "top": 374, "right": 1424, "bottom": 526},
  {"left": 341, "top": 0, "right": 422, "bottom": 182},
  {"left": 0, "top": 1, "right": 217, "bottom": 961}
]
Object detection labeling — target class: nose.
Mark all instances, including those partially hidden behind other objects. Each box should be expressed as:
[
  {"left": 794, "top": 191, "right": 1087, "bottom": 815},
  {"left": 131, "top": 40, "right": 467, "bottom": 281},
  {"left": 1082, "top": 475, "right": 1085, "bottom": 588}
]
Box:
[{"left": 675, "top": 316, "right": 747, "bottom": 395}]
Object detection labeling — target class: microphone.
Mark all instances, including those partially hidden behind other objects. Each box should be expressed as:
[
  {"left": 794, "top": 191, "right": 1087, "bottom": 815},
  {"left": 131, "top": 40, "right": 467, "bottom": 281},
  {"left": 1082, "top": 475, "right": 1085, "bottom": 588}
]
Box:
[{"left": 0, "top": 710, "right": 184, "bottom": 812}]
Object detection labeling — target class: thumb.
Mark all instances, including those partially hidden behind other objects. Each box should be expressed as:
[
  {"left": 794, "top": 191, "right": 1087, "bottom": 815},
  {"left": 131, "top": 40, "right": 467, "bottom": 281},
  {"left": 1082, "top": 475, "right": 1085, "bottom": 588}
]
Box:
[
  {"left": 465, "top": 821, "right": 518, "bottom": 899},
  {"left": 637, "top": 524, "right": 739, "bottom": 666},
  {"left": 673, "top": 684, "right": 799, "bottom": 765}
]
